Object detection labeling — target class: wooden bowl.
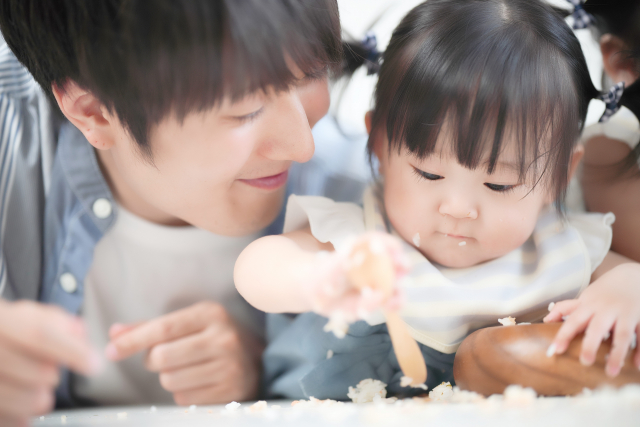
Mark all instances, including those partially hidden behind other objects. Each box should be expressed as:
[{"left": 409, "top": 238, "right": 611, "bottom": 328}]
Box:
[{"left": 453, "top": 323, "right": 640, "bottom": 396}]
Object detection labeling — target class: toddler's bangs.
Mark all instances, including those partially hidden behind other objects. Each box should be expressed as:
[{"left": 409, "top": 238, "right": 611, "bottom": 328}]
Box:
[{"left": 370, "top": 0, "right": 596, "bottom": 204}]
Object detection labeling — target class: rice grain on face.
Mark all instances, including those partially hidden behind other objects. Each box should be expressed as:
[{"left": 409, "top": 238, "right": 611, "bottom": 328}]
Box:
[
  {"left": 459, "top": 241, "right": 466, "bottom": 246},
  {"left": 412, "top": 233, "right": 421, "bottom": 247}
]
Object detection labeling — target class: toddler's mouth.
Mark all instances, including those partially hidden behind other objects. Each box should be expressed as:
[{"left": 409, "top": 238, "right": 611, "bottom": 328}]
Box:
[{"left": 440, "top": 232, "right": 468, "bottom": 240}]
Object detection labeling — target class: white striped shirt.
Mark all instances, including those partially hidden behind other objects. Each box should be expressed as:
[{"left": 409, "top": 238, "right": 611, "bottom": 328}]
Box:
[
  {"left": 0, "top": 38, "right": 57, "bottom": 300},
  {"left": 284, "top": 187, "right": 613, "bottom": 354}
]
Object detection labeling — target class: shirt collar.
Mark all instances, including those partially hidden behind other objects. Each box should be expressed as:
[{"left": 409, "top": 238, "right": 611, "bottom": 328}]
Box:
[{"left": 58, "top": 121, "right": 117, "bottom": 233}]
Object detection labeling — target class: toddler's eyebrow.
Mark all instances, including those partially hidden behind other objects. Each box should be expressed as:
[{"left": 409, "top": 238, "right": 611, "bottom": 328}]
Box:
[{"left": 483, "top": 160, "right": 520, "bottom": 174}]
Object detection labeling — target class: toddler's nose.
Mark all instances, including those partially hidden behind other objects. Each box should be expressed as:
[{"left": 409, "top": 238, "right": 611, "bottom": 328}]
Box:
[{"left": 438, "top": 196, "right": 478, "bottom": 220}]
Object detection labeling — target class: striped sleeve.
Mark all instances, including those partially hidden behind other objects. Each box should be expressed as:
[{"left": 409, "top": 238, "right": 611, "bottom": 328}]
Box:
[{"left": 0, "top": 38, "right": 51, "bottom": 299}]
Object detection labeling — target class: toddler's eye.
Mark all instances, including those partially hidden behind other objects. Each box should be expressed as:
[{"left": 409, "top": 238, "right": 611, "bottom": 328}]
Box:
[
  {"left": 485, "top": 183, "right": 517, "bottom": 192},
  {"left": 413, "top": 167, "right": 443, "bottom": 181}
]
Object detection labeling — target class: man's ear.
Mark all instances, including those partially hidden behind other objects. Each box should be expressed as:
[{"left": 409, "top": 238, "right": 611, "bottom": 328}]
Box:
[
  {"left": 52, "top": 81, "right": 116, "bottom": 150},
  {"left": 568, "top": 144, "right": 584, "bottom": 182},
  {"left": 601, "top": 34, "right": 640, "bottom": 87}
]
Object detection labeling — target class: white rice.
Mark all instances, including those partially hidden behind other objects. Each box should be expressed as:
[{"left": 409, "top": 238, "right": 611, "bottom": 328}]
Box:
[
  {"left": 498, "top": 316, "right": 517, "bottom": 326},
  {"left": 429, "top": 382, "right": 454, "bottom": 401},
  {"left": 348, "top": 379, "right": 388, "bottom": 403},
  {"left": 225, "top": 401, "right": 241, "bottom": 412},
  {"left": 412, "top": 233, "right": 421, "bottom": 247}
]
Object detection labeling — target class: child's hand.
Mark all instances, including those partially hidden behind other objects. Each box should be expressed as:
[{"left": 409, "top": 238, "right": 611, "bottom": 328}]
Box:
[
  {"left": 544, "top": 263, "right": 640, "bottom": 377},
  {"left": 306, "top": 232, "right": 409, "bottom": 334}
]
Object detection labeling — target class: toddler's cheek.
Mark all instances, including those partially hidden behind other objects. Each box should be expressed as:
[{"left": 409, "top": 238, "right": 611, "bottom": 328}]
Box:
[{"left": 481, "top": 223, "right": 532, "bottom": 257}]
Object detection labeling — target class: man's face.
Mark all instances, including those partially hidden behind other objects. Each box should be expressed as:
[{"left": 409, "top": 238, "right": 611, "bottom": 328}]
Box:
[{"left": 100, "top": 75, "right": 330, "bottom": 235}]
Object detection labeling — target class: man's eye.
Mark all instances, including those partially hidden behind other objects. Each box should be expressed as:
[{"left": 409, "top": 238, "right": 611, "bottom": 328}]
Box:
[
  {"left": 235, "top": 107, "right": 264, "bottom": 124},
  {"left": 413, "top": 167, "right": 443, "bottom": 181},
  {"left": 485, "top": 183, "right": 517, "bottom": 192}
]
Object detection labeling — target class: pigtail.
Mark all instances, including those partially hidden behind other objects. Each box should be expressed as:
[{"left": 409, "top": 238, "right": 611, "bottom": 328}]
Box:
[
  {"left": 616, "top": 81, "right": 640, "bottom": 177},
  {"left": 341, "top": 33, "right": 381, "bottom": 77}
]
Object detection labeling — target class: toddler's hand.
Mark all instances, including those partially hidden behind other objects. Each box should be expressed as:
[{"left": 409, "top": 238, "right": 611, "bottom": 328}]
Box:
[
  {"left": 544, "top": 263, "right": 640, "bottom": 377},
  {"left": 306, "top": 232, "right": 409, "bottom": 336}
]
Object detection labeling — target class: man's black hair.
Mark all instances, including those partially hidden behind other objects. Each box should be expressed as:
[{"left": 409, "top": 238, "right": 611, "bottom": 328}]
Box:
[
  {"left": 368, "top": 0, "right": 598, "bottom": 208},
  {"left": 0, "top": 0, "right": 341, "bottom": 156}
]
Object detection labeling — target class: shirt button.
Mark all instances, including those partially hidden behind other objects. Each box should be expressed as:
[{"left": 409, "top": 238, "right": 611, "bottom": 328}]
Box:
[
  {"left": 60, "top": 273, "right": 78, "bottom": 293},
  {"left": 92, "top": 198, "right": 112, "bottom": 219}
]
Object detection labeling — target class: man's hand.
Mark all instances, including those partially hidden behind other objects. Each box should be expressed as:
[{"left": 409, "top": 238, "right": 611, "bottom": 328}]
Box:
[
  {"left": 0, "top": 300, "right": 100, "bottom": 427},
  {"left": 105, "top": 302, "right": 263, "bottom": 405},
  {"left": 544, "top": 262, "right": 640, "bottom": 377}
]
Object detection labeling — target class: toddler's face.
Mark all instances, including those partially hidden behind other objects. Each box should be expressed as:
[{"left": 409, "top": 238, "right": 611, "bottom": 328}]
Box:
[{"left": 378, "top": 137, "right": 553, "bottom": 268}]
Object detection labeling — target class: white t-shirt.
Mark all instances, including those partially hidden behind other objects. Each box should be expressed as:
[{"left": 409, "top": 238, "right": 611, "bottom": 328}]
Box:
[{"left": 74, "top": 206, "right": 262, "bottom": 405}]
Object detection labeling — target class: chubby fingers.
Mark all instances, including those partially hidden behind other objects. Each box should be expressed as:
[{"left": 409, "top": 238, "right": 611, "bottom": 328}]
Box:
[
  {"left": 107, "top": 302, "right": 229, "bottom": 361},
  {"left": 548, "top": 306, "right": 593, "bottom": 356},
  {"left": 634, "top": 325, "right": 640, "bottom": 370},
  {"left": 606, "top": 320, "right": 637, "bottom": 377},
  {"left": 578, "top": 313, "right": 615, "bottom": 366},
  {"left": 543, "top": 299, "right": 579, "bottom": 323}
]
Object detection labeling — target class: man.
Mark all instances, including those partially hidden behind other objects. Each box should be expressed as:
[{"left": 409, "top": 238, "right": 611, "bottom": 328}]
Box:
[{"left": 0, "top": 0, "right": 341, "bottom": 424}]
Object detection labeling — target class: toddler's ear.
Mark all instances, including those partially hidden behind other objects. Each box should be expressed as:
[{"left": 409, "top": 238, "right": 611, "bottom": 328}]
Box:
[
  {"left": 365, "top": 111, "right": 387, "bottom": 174},
  {"left": 365, "top": 111, "right": 373, "bottom": 134},
  {"left": 600, "top": 34, "right": 640, "bottom": 87},
  {"left": 568, "top": 144, "right": 584, "bottom": 182},
  {"left": 52, "top": 80, "right": 117, "bottom": 151}
]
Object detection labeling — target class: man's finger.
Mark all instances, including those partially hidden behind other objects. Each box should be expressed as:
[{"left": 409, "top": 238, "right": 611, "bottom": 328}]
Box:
[
  {"left": 145, "top": 325, "right": 232, "bottom": 372},
  {"left": 0, "top": 382, "right": 52, "bottom": 420},
  {"left": 108, "top": 322, "right": 145, "bottom": 340},
  {"left": 107, "top": 302, "right": 228, "bottom": 361},
  {"left": 0, "top": 345, "right": 59, "bottom": 389},
  {"left": 173, "top": 383, "right": 241, "bottom": 406},
  {"left": 0, "top": 302, "right": 100, "bottom": 376},
  {"left": 159, "top": 359, "right": 227, "bottom": 393}
]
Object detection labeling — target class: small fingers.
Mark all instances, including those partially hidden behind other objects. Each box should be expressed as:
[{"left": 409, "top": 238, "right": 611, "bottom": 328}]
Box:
[
  {"left": 634, "top": 324, "right": 640, "bottom": 370},
  {"left": 606, "top": 321, "right": 635, "bottom": 377},
  {"left": 543, "top": 299, "right": 579, "bottom": 323},
  {"left": 579, "top": 313, "right": 615, "bottom": 366},
  {"left": 550, "top": 308, "right": 593, "bottom": 355}
]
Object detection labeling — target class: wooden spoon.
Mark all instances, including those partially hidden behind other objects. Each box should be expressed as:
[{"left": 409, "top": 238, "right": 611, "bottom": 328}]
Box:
[{"left": 346, "top": 240, "right": 427, "bottom": 386}]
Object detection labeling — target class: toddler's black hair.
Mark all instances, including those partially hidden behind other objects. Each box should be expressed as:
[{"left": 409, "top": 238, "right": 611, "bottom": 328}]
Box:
[
  {"left": 583, "top": 0, "right": 640, "bottom": 176},
  {"left": 367, "top": 0, "right": 598, "bottom": 207},
  {"left": 0, "top": 0, "right": 341, "bottom": 157}
]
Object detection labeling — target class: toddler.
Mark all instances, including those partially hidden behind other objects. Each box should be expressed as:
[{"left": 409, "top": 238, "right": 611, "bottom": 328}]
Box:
[{"left": 235, "top": 0, "right": 640, "bottom": 400}]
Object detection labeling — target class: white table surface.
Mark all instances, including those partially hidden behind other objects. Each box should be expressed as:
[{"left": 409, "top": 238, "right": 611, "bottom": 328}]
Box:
[{"left": 36, "top": 387, "right": 640, "bottom": 427}]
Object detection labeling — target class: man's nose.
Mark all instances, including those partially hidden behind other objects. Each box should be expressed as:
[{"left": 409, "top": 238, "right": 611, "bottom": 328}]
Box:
[{"left": 258, "top": 90, "right": 314, "bottom": 163}]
